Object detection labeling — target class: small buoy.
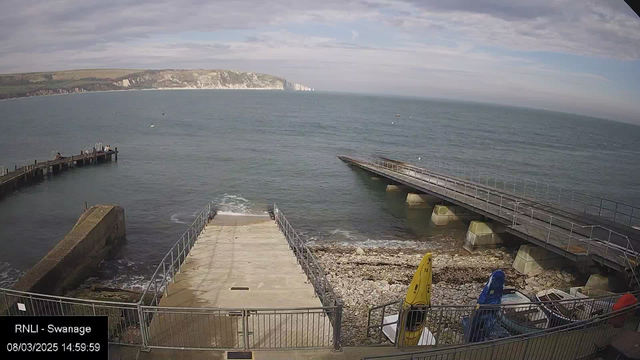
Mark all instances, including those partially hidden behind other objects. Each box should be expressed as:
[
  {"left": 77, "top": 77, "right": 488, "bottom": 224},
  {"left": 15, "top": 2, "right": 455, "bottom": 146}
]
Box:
[
  {"left": 162, "top": 113, "right": 165, "bottom": 116},
  {"left": 409, "top": 116, "right": 412, "bottom": 119},
  {"left": 150, "top": 123, "right": 155, "bottom": 128},
  {"left": 418, "top": 157, "right": 421, "bottom": 161},
  {"left": 391, "top": 121, "right": 394, "bottom": 124}
]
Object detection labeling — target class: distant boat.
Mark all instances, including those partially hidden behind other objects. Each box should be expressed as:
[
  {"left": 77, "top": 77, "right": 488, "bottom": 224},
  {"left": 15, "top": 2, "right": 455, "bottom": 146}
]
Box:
[
  {"left": 150, "top": 123, "right": 155, "bottom": 128},
  {"left": 395, "top": 114, "right": 401, "bottom": 118}
]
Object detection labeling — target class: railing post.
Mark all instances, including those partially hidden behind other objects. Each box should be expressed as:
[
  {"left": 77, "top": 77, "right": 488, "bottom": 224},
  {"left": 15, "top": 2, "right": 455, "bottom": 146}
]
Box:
[
  {"left": 333, "top": 304, "right": 343, "bottom": 351},
  {"left": 171, "top": 250, "right": 175, "bottom": 281},
  {"left": 137, "top": 301, "right": 150, "bottom": 351},
  {"left": 598, "top": 198, "right": 603, "bottom": 216},
  {"left": 606, "top": 231, "right": 612, "bottom": 257},
  {"left": 513, "top": 201, "right": 519, "bottom": 226},
  {"left": 547, "top": 216, "right": 552, "bottom": 242},
  {"left": 243, "top": 309, "right": 249, "bottom": 350},
  {"left": 567, "top": 223, "right": 574, "bottom": 250},
  {"left": 162, "top": 262, "right": 168, "bottom": 296},
  {"left": 394, "top": 307, "right": 404, "bottom": 349},
  {"left": 486, "top": 189, "right": 490, "bottom": 210},
  {"left": 558, "top": 187, "right": 562, "bottom": 205}
]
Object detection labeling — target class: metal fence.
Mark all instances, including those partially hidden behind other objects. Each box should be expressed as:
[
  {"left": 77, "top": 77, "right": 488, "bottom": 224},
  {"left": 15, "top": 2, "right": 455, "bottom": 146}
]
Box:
[
  {"left": 386, "top": 156, "right": 640, "bottom": 228},
  {"left": 358, "top": 156, "right": 640, "bottom": 281},
  {"left": 140, "top": 305, "right": 339, "bottom": 350},
  {"left": 364, "top": 300, "right": 640, "bottom": 360},
  {"left": 273, "top": 204, "right": 341, "bottom": 309},
  {"left": 0, "top": 287, "right": 143, "bottom": 346},
  {"left": 0, "top": 202, "right": 343, "bottom": 351},
  {"left": 367, "top": 290, "right": 638, "bottom": 349},
  {"left": 139, "top": 201, "right": 214, "bottom": 306}
]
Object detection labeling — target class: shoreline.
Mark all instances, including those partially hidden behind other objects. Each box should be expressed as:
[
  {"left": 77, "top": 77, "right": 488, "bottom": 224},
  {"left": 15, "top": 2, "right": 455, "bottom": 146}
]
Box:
[{"left": 0, "top": 86, "right": 302, "bottom": 102}]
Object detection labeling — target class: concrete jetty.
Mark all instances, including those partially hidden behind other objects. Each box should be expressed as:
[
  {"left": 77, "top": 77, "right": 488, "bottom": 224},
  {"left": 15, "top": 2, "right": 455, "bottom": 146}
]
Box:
[
  {"left": 0, "top": 148, "right": 118, "bottom": 200},
  {"left": 146, "top": 213, "right": 332, "bottom": 350},
  {"left": 159, "top": 214, "right": 322, "bottom": 308},
  {"left": 339, "top": 155, "right": 640, "bottom": 288}
]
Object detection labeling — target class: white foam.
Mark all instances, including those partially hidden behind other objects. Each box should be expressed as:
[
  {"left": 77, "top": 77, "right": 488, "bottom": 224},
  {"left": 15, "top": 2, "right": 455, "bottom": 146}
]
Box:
[
  {"left": 329, "top": 228, "right": 358, "bottom": 241},
  {"left": 0, "top": 262, "right": 24, "bottom": 288},
  {"left": 81, "top": 274, "right": 150, "bottom": 292},
  {"left": 170, "top": 213, "right": 188, "bottom": 224},
  {"left": 217, "top": 211, "right": 268, "bottom": 217}
]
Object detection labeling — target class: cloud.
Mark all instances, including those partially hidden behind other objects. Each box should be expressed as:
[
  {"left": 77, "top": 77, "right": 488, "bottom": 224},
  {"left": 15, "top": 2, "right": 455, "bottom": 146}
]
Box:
[
  {"left": 0, "top": 0, "right": 638, "bottom": 121},
  {"left": 387, "top": 0, "right": 640, "bottom": 60}
]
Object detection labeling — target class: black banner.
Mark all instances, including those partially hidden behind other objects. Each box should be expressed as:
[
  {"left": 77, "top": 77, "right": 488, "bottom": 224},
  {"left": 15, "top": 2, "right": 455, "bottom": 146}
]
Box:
[{"left": 1, "top": 316, "right": 108, "bottom": 359}]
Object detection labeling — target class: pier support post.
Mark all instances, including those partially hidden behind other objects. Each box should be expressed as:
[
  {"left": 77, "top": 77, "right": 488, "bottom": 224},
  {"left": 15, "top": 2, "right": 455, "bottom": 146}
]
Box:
[
  {"left": 512, "top": 245, "right": 568, "bottom": 275},
  {"left": 406, "top": 193, "right": 438, "bottom": 208},
  {"left": 430, "top": 205, "right": 481, "bottom": 226},
  {"left": 386, "top": 184, "right": 407, "bottom": 192},
  {"left": 463, "top": 221, "right": 504, "bottom": 252}
]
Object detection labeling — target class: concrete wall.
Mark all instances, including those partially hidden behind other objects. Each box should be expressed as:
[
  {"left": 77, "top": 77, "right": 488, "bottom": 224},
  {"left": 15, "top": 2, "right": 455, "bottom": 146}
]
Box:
[{"left": 12, "top": 205, "right": 126, "bottom": 295}]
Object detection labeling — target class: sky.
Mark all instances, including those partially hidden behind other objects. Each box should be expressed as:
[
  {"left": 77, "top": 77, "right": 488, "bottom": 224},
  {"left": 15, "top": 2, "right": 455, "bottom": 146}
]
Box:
[{"left": 1, "top": 0, "right": 640, "bottom": 123}]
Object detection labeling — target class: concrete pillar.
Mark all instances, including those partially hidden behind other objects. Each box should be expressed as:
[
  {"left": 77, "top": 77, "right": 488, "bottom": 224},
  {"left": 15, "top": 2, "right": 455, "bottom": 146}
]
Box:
[
  {"left": 512, "top": 245, "right": 568, "bottom": 275},
  {"left": 430, "top": 205, "right": 480, "bottom": 226},
  {"left": 406, "top": 193, "right": 438, "bottom": 208},
  {"left": 386, "top": 184, "right": 404, "bottom": 192},
  {"left": 584, "top": 274, "right": 628, "bottom": 292},
  {"left": 463, "top": 221, "right": 504, "bottom": 252}
]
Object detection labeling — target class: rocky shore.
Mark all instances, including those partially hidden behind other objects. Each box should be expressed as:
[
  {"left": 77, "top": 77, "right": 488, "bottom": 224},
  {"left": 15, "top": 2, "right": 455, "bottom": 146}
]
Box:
[{"left": 312, "top": 243, "right": 581, "bottom": 346}]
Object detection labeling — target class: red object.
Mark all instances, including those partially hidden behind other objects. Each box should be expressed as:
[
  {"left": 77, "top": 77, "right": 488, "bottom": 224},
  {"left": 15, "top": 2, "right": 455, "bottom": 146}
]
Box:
[{"left": 610, "top": 293, "right": 638, "bottom": 328}]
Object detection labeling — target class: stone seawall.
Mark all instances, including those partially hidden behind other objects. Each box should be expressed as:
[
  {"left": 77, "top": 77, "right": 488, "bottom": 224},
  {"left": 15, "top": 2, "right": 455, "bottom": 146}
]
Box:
[{"left": 11, "top": 205, "right": 126, "bottom": 295}]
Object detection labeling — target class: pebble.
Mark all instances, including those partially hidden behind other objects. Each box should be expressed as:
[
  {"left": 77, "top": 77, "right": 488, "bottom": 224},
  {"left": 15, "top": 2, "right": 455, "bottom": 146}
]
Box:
[{"left": 312, "top": 243, "right": 580, "bottom": 346}]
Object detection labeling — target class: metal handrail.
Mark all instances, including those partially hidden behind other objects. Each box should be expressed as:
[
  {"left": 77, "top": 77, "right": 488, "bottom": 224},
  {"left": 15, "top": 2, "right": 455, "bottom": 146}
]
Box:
[
  {"left": 366, "top": 290, "right": 640, "bottom": 350},
  {"left": 139, "top": 201, "right": 214, "bottom": 305},
  {"left": 364, "top": 301, "right": 640, "bottom": 359},
  {"left": 395, "top": 156, "right": 640, "bottom": 228},
  {"left": 273, "top": 204, "right": 341, "bottom": 308},
  {"left": 360, "top": 156, "right": 640, "bottom": 275},
  {"left": 1, "top": 287, "right": 139, "bottom": 307}
]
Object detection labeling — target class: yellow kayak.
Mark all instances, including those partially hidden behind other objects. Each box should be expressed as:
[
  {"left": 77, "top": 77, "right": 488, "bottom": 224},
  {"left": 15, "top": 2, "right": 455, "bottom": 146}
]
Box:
[{"left": 398, "top": 253, "right": 432, "bottom": 346}]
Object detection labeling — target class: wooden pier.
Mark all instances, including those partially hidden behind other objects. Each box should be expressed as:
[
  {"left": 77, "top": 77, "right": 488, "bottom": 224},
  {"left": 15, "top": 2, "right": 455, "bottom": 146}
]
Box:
[{"left": 0, "top": 148, "right": 118, "bottom": 199}]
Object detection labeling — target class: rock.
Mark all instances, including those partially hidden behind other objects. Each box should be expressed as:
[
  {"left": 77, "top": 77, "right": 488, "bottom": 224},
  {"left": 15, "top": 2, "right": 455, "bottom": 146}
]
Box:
[
  {"left": 525, "top": 277, "right": 537, "bottom": 285},
  {"left": 356, "top": 247, "right": 365, "bottom": 255}
]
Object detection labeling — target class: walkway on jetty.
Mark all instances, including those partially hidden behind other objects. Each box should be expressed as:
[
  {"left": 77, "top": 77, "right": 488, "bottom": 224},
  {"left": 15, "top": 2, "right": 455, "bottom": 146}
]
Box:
[
  {"left": 0, "top": 148, "right": 118, "bottom": 199},
  {"left": 145, "top": 213, "right": 333, "bottom": 350},
  {"left": 339, "top": 156, "right": 640, "bottom": 280},
  {"left": 159, "top": 214, "right": 322, "bottom": 308}
]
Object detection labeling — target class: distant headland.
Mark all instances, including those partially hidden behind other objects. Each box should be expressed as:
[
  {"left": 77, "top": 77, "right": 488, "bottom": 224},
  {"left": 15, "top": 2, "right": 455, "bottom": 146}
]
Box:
[{"left": 0, "top": 69, "right": 314, "bottom": 100}]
